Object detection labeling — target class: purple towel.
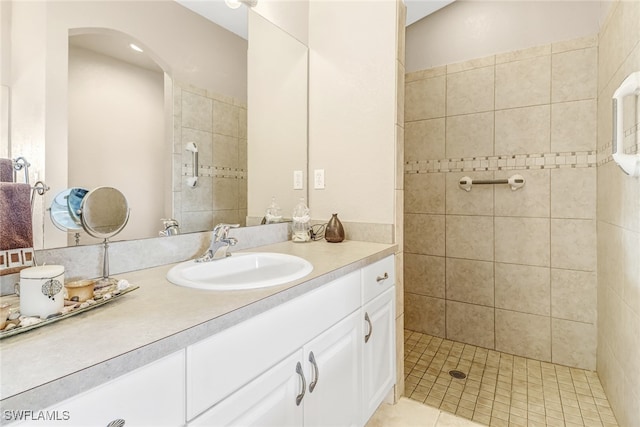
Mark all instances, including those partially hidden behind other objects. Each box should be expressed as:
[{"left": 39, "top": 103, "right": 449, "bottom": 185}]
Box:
[
  {"left": 0, "top": 182, "right": 33, "bottom": 251},
  {"left": 0, "top": 159, "right": 13, "bottom": 183}
]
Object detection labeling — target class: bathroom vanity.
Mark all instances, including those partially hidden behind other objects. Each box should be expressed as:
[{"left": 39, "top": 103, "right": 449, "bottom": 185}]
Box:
[{"left": 0, "top": 240, "right": 397, "bottom": 426}]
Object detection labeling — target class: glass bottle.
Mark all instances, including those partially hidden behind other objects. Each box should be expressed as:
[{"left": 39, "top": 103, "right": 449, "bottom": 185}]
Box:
[
  {"left": 264, "top": 196, "right": 282, "bottom": 224},
  {"left": 291, "top": 198, "right": 311, "bottom": 243}
]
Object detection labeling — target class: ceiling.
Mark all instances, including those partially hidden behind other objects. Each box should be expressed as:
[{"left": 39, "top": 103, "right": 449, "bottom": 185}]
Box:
[
  {"left": 177, "top": 0, "right": 455, "bottom": 40},
  {"left": 70, "top": 0, "right": 455, "bottom": 71}
]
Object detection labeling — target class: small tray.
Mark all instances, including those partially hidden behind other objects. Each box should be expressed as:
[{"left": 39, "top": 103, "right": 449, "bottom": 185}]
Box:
[{"left": 0, "top": 284, "right": 139, "bottom": 340}]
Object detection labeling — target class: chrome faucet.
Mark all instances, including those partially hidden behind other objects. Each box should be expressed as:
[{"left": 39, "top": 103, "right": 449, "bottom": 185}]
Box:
[{"left": 196, "top": 223, "right": 239, "bottom": 262}]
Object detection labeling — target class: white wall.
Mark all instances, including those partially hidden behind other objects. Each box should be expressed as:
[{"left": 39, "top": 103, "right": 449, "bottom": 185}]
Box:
[
  {"left": 308, "top": 0, "right": 398, "bottom": 226},
  {"left": 406, "top": 0, "right": 605, "bottom": 72},
  {"left": 68, "top": 46, "right": 164, "bottom": 244},
  {"left": 247, "top": 11, "right": 308, "bottom": 220}
]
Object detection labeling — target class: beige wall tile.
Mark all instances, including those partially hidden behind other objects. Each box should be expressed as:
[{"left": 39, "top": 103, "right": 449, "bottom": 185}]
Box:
[
  {"left": 495, "top": 263, "right": 550, "bottom": 316},
  {"left": 404, "top": 173, "right": 445, "bottom": 214},
  {"left": 395, "top": 189, "right": 404, "bottom": 248},
  {"left": 182, "top": 90, "right": 213, "bottom": 132},
  {"left": 445, "top": 112, "right": 494, "bottom": 158},
  {"left": 495, "top": 55, "right": 551, "bottom": 109},
  {"left": 212, "top": 133, "right": 239, "bottom": 168},
  {"left": 213, "top": 100, "right": 239, "bottom": 137},
  {"left": 446, "top": 215, "right": 494, "bottom": 261},
  {"left": 395, "top": 251, "right": 404, "bottom": 321},
  {"left": 495, "top": 44, "right": 551, "bottom": 64},
  {"left": 494, "top": 169, "right": 550, "bottom": 218},
  {"left": 404, "top": 213, "right": 445, "bottom": 256},
  {"left": 551, "top": 167, "right": 596, "bottom": 219},
  {"left": 397, "top": 60, "right": 405, "bottom": 125},
  {"left": 182, "top": 176, "right": 213, "bottom": 211},
  {"left": 212, "top": 177, "right": 239, "bottom": 210},
  {"left": 496, "top": 309, "right": 551, "bottom": 361},
  {"left": 405, "top": 118, "right": 445, "bottom": 161},
  {"left": 446, "top": 171, "right": 494, "bottom": 216},
  {"left": 623, "top": 229, "right": 640, "bottom": 315},
  {"left": 551, "top": 269, "right": 597, "bottom": 323},
  {"left": 494, "top": 105, "right": 550, "bottom": 155},
  {"left": 551, "top": 47, "right": 598, "bottom": 103},
  {"left": 446, "top": 66, "right": 495, "bottom": 116},
  {"left": 446, "top": 55, "right": 495, "bottom": 74},
  {"left": 405, "top": 293, "right": 445, "bottom": 337},
  {"left": 551, "top": 219, "right": 596, "bottom": 271},
  {"left": 181, "top": 210, "right": 213, "bottom": 234},
  {"left": 551, "top": 318, "right": 596, "bottom": 370},
  {"left": 405, "top": 66, "right": 446, "bottom": 83},
  {"left": 446, "top": 258, "right": 494, "bottom": 306},
  {"left": 405, "top": 253, "right": 445, "bottom": 298},
  {"left": 446, "top": 300, "right": 495, "bottom": 349},
  {"left": 550, "top": 99, "right": 597, "bottom": 152},
  {"left": 551, "top": 35, "right": 598, "bottom": 53},
  {"left": 396, "top": 125, "right": 404, "bottom": 190},
  {"left": 405, "top": 76, "right": 446, "bottom": 121},
  {"left": 495, "top": 217, "right": 550, "bottom": 267}
]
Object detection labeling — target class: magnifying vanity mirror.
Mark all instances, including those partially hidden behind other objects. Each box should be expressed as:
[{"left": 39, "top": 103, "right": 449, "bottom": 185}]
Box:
[{"left": 50, "top": 187, "right": 130, "bottom": 285}]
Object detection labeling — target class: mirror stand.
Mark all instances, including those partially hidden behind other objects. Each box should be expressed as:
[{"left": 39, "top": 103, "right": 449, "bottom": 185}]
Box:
[{"left": 95, "top": 238, "right": 118, "bottom": 288}]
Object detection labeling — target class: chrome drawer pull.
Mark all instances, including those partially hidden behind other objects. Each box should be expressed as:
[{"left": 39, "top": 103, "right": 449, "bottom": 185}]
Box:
[
  {"left": 364, "top": 312, "right": 373, "bottom": 343},
  {"left": 295, "top": 361, "right": 306, "bottom": 406},
  {"left": 376, "top": 272, "right": 389, "bottom": 282},
  {"left": 308, "top": 351, "right": 319, "bottom": 392}
]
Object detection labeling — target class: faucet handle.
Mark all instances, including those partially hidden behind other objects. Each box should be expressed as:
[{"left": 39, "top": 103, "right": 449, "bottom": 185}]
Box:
[{"left": 213, "top": 223, "right": 240, "bottom": 240}]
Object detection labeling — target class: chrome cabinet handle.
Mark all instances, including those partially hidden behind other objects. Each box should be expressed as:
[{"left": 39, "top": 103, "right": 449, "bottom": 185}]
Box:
[
  {"left": 364, "top": 312, "right": 373, "bottom": 343},
  {"left": 376, "top": 272, "right": 389, "bottom": 282},
  {"left": 295, "top": 361, "right": 306, "bottom": 406},
  {"left": 308, "top": 351, "right": 319, "bottom": 393}
]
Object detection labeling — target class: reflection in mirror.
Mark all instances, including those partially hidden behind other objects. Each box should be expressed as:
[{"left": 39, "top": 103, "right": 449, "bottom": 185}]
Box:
[
  {"left": 80, "top": 187, "right": 130, "bottom": 239},
  {"left": 50, "top": 188, "right": 87, "bottom": 246},
  {"left": 79, "top": 187, "right": 130, "bottom": 286},
  {"left": 7, "top": 0, "right": 308, "bottom": 250}
]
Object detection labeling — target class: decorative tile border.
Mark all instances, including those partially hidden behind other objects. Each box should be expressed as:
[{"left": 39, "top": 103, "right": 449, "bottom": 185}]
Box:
[
  {"left": 405, "top": 151, "right": 596, "bottom": 174},
  {"left": 182, "top": 165, "right": 246, "bottom": 179}
]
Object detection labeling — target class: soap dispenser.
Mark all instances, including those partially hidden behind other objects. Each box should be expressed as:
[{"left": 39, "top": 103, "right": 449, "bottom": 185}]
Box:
[
  {"left": 264, "top": 196, "right": 282, "bottom": 224},
  {"left": 291, "top": 198, "right": 311, "bottom": 243}
]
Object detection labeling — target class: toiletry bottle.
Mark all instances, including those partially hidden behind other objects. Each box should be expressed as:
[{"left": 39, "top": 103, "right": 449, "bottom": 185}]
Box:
[
  {"left": 264, "top": 196, "right": 283, "bottom": 224},
  {"left": 291, "top": 198, "right": 311, "bottom": 242}
]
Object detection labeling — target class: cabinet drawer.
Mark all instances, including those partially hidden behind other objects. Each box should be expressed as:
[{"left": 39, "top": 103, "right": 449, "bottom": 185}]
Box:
[
  {"left": 14, "top": 351, "right": 186, "bottom": 427},
  {"left": 361, "top": 255, "right": 395, "bottom": 303},
  {"left": 186, "top": 270, "right": 361, "bottom": 420}
]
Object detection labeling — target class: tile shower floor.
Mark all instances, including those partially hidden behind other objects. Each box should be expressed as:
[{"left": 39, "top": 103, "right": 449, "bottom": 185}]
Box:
[{"left": 404, "top": 330, "right": 619, "bottom": 427}]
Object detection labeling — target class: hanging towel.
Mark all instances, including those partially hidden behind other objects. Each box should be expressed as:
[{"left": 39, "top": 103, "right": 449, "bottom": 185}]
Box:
[
  {"left": 0, "top": 182, "right": 34, "bottom": 275},
  {"left": 0, "top": 158, "right": 13, "bottom": 182}
]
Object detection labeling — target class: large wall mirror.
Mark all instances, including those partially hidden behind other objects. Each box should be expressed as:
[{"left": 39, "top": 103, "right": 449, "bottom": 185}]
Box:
[{"left": 5, "top": 0, "right": 308, "bottom": 250}]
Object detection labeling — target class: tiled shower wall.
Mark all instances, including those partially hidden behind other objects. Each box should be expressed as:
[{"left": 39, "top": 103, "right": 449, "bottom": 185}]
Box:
[
  {"left": 172, "top": 82, "right": 248, "bottom": 233},
  {"left": 404, "top": 35, "right": 599, "bottom": 371},
  {"left": 595, "top": 1, "right": 640, "bottom": 426}
]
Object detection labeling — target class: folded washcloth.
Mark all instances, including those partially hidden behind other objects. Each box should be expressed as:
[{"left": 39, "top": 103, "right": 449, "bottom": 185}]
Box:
[
  {"left": 0, "top": 182, "right": 33, "bottom": 250},
  {"left": 0, "top": 159, "right": 13, "bottom": 183}
]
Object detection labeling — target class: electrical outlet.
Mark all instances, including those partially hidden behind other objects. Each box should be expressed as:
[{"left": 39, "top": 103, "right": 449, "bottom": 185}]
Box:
[
  {"left": 314, "top": 169, "right": 325, "bottom": 189},
  {"left": 293, "top": 170, "right": 304, "bottom": 189}
]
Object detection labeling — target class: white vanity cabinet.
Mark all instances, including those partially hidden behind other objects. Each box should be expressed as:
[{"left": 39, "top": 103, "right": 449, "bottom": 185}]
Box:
[
  {"left": 186, "top": 270, "right": 362, "bottom": 425},
  {"left": 190, "top": 310, "right": 362, "bottom": 427},
  {"left": 13, "top": 351, "right": 186, "bottom": 427},
  {"left": 361, "top": 256, "right": 397, "bottom": 424}
]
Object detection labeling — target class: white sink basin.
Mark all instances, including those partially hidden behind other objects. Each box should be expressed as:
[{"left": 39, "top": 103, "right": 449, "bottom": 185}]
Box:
[{"left": 166, "top": 252, "right": 313, "bottom": 290}]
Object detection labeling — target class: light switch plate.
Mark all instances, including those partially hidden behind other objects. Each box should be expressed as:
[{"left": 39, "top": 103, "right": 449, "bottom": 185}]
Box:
[
  {"left": 293, "top": 170, "right": 304, "bottom": 189},
  {"left": 314, "top": 169, "right": 325, "bottom": 189}
]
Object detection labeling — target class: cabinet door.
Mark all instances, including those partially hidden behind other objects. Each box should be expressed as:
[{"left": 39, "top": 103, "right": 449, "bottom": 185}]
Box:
[
  {"left": 188, "top": 350, "right": 304, "bottom": 427},
  {"left": 303, "top": 310, "right": 361, "bottom": 427},
  {"left": 362, "top": 287, "right": 396, "bottom": 424},
  {"left": 14, "top": 351, "right": 186, "bottom": 427}
]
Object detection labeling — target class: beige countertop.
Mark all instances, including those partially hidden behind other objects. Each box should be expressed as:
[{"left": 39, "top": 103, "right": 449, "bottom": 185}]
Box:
[{"left": 0, "top": 239, "right": 396, "bottom": 414}]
